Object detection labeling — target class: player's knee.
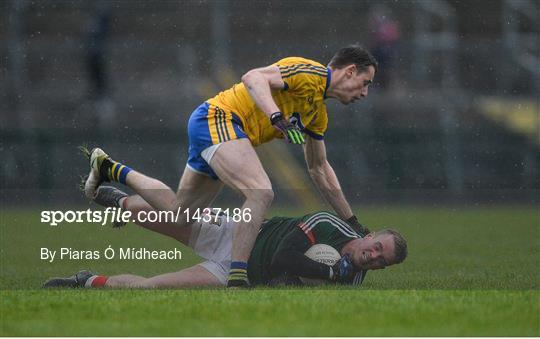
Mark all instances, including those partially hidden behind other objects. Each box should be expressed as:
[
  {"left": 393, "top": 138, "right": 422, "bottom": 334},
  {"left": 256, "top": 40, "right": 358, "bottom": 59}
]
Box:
[
  {"left": 246, "top": 188, "right": 274, "bottom": 207},
  {"left": 166, "top": 197, "right": 182, "bottom": 212},
  {"left": 262, "top": 189, "right": 274, "bottom": 206}
]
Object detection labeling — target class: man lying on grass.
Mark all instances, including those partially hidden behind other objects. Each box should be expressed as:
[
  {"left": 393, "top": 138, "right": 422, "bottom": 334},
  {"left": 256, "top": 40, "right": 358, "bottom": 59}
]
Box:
[{"left": 44, "top": 186, "right": 407, "bottom": 288}]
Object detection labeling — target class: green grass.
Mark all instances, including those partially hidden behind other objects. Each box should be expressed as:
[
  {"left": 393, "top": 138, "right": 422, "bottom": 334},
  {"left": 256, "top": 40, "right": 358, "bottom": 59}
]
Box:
[
  {"left": 1, "top": 206, "right": 539, "bottom": 336},
  {"left": 1, "top": 289, "right": 538, "bottom": 336}
]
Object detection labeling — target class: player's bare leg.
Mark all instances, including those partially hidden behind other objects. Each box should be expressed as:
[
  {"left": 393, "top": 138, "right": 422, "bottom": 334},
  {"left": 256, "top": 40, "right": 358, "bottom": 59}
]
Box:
[
  {"left": 103, "top": 274, "right": 145, "bottom": 286},
  {"left": 84, "top": 147, "right": 223, "bottom": 228},
  {"left": 122, "top": 265, "right": 222, "bottom": 288},
  {"left": 44, "top": 266, "right": 222, "bottom": 289},
  {"left": 124, "top": 194, "right": 195, "bottom": 244},
  {"left": 124, "top": 167, "right": 223, "bottom": 228},
  {"left": 103, "top": 266, "right": 222, "bottom": 288},
  {"left": 209, "top": 138, "right": 274, "bottom": 287},
  {"left": 92, "top": 186, "right": 194, "bottom": 244},
  {"left": 82, "top": 142, "right": 272, "bottom": 286},
  {"left": 103, "top": 266, "right": 221, "bottom": 288}
]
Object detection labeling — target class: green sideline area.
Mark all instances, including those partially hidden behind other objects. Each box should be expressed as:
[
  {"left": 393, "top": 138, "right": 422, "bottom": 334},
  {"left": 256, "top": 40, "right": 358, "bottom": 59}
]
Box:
[{"left": 1, "top": 207, "right": 539, "bottom": 336}]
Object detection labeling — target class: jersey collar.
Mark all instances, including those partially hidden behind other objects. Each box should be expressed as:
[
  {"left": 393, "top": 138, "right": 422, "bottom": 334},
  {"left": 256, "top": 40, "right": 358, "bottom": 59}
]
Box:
[{"left": 324, "top": 67, "right": 332, "bottom": 99}]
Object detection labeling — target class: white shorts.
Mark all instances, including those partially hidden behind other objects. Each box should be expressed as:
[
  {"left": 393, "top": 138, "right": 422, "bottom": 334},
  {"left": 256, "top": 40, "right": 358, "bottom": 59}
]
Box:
[{"left": 188, "top": 215, "right": 234, "bottom": 285}]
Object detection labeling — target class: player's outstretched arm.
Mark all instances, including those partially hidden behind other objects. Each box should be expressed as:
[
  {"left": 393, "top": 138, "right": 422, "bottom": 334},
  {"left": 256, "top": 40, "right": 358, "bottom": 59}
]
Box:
[{"left": 303, "top": 137, "right": 354, "bottom": 220}]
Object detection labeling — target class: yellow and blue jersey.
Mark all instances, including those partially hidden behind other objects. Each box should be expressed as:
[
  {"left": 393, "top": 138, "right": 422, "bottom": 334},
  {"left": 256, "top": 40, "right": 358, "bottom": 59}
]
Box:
[
  {"left": 187, "top": 57, "right": 331, "bottom": 179},
  {"left": 206, "top": 56, "right": 331, "bottom": 146}
]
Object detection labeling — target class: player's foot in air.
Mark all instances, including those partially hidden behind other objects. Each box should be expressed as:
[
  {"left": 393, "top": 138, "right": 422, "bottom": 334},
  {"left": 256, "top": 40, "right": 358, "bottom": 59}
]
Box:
[
  {"left": 42, "top": 270, "right": 94, "bottom": 288},
  {"left": 81, "top": 146, "right": 133, "bottom": 200},
  {"left": 94, "top": 186, "right": 128, "bottom": 209},
  {"left": 80, "top": 147, "right": 114, "bottom": 199},
  {"left": 94, "top": 185, "right": 129, "bottom": 227}
]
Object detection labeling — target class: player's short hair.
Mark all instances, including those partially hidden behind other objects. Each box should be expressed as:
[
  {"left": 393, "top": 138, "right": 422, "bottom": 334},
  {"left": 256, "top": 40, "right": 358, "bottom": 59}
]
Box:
[
  {"left": 376, "top": 229, "right": 407, "bottom": 264},
  {"left": 328, "top": 44, "right": 378, "bottom": 73}
]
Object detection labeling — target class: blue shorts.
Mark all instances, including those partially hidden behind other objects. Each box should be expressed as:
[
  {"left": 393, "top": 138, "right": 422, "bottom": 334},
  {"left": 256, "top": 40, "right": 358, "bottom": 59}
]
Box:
[{"left": 187, "top": 102, "right": 248, "bottom": 179}]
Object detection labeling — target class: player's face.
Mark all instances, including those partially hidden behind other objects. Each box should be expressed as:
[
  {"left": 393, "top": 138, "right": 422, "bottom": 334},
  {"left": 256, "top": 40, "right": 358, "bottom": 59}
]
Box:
[
  {"left": 336, "top": 65, "right": 375, "bottom": 105},
  {"left": 351, "top": 233, "right": 396, "bottom": 270}
]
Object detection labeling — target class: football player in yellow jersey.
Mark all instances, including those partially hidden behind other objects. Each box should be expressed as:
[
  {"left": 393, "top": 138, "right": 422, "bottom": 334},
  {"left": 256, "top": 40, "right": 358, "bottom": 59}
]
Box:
[{"left": 83, "top": 45, "right": 378, "bottom": 287}]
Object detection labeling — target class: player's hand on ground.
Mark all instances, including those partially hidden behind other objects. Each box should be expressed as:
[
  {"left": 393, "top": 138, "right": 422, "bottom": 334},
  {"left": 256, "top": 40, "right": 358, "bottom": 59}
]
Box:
[
  {"left": 332, "top": 254, "right": 355, "bottom": 283},
  {"left": 270, "top": 111, "right": 305, "bottom": 145}
]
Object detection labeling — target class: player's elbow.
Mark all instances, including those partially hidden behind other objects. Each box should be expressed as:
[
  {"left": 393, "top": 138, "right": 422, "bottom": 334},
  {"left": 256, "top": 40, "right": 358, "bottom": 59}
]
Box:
[
  {"left": 241, "top": 70, "right": 259, "bottom": 87},
  {"left": 308, "top": 168, "right": 326, "bottom": 187},
  {"left": 307, "top": 166, "right": 322, "bottom": 179},
  {"left": 245, "top": 188, "right": 274, "bottom": 209}
]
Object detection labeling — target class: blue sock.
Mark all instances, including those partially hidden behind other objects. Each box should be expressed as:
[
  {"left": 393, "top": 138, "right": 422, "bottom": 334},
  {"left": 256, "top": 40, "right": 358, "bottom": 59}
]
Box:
[
  {"left": 228, "top": 261, "right": 248, "bottom": 284},
  {"left": 109, "top": 162, "right": 132, "bottom": 185}
]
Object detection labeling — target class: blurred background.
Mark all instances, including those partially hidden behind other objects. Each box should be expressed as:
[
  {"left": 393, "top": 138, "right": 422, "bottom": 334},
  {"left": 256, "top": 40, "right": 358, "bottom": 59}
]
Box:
[{"left": 1, "top": 0, "right": 539, "bottom": 207}]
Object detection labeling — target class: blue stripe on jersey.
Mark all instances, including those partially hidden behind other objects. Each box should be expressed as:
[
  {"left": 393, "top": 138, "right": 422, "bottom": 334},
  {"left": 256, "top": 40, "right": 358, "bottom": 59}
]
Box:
[
  {"left": 282, "top": 70, "right": 328, "bottom": 79},
  {"left": 218, "top": 109, "right": 231, "bottom": 140},
  {"left": 280, "top": 67, "right": 327, "bottom": 78},
  {"left": 214, "top": 112, "right": 223, "bottom": 142},
  {"left": 279, "top": 63, "right": 326, "bottom": 70},
  {"left": 279, "top": 63, "right": 327, "bottom": 75}
]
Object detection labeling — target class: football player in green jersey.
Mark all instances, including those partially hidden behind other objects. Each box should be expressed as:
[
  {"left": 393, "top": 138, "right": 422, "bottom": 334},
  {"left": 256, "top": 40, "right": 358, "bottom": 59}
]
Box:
[{"left": 44, "top": 186, "right": 406, "bottom": 289}]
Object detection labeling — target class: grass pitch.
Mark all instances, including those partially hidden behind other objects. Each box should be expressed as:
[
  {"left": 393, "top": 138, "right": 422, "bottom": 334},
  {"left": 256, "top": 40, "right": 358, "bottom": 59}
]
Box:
[{"left": 1, "top": 206, "right": 539, "bottom": 336}]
